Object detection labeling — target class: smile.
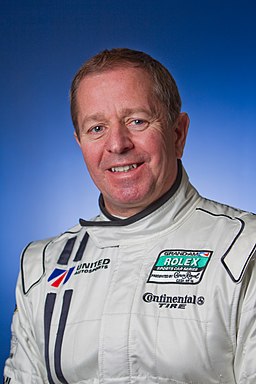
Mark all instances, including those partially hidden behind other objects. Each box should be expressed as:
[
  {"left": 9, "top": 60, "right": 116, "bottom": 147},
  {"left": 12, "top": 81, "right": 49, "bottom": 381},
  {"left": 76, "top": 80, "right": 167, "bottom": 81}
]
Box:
[{"left": 111, "top": 164, "right": 138, "bottom": 173}]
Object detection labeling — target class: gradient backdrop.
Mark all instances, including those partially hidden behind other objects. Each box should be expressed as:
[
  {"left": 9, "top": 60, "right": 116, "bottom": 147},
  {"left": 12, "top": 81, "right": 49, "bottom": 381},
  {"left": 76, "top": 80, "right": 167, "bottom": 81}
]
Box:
[{"left": 1, "top": 0, "right": 255, "bottom": 372}]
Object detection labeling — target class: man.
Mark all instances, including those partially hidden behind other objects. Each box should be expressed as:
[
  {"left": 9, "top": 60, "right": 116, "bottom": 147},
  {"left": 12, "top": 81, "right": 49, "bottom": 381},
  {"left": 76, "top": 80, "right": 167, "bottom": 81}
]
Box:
[{"left": 4, "top": 48, "right": 256, "bottom": 383}]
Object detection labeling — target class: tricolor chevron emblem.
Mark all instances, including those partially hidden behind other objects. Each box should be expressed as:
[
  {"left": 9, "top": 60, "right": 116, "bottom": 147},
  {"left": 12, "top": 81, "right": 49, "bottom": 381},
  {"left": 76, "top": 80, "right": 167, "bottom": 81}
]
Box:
[
  {"left": 47, "top": 267, "right": 75, "bottom": 288},
  {"left": 199, "top": 251, "right": 211, "bottom": 257}
]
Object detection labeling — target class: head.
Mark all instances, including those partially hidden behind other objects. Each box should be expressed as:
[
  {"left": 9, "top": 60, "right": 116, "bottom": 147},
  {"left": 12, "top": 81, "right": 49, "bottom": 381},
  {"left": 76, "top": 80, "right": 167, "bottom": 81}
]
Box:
[
  {"left": 70, "top": 48, "right": 182, "bottom": 140},
  {"left": 71, "top": 48, "right": 189, "bottom": 217}
]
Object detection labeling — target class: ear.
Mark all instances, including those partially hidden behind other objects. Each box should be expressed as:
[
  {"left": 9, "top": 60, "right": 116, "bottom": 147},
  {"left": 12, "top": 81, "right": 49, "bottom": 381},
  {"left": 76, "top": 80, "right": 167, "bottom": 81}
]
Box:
[
  {"left": 74, "top": 131, "right": 81, "bottom": 147},
  {"left": 174, "top": 112, "right": 190, "bottom": 159}
]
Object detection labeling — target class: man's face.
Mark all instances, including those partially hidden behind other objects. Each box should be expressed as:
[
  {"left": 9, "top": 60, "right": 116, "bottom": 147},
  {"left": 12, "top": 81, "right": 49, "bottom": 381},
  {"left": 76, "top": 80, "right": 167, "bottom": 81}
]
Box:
[{"left": 75, "top": 66, "right": 189, "bottom": 217}]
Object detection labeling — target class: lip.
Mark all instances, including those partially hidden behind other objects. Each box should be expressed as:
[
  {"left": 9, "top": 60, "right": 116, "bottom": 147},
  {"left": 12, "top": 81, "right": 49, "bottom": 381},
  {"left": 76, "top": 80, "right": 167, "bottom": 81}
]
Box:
[{"left": 107, "top": 162, "right": 143, "bottom": 173}]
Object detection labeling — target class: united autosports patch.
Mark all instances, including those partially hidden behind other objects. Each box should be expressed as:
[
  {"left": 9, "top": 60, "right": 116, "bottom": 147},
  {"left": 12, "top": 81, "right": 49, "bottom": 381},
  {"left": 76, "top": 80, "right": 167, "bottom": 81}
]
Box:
[{"left": 147, "top": 249, "right": 212, "bottom": 284}]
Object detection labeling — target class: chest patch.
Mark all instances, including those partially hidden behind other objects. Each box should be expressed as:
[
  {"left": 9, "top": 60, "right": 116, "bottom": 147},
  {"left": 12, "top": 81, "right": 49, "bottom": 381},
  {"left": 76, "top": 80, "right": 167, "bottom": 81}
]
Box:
[{"left": 147, "top": 249, "right": 212, "bottom": 284}]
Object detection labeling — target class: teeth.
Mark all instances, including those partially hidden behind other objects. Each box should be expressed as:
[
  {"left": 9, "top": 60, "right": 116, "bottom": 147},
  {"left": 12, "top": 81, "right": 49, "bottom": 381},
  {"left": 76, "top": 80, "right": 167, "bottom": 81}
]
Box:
[{"left": 111, "top": 164, "right": 138, "bottom": 173}]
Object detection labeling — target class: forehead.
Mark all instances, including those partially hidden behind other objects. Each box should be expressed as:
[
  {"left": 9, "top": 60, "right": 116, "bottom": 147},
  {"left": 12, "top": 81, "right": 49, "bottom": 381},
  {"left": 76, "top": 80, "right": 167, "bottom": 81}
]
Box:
[
  {"left": 76, "top": 66, "right": 158, "bottom": 117},
  {"left": 77, "top": 66, "right": 154, "bottom": 94}
]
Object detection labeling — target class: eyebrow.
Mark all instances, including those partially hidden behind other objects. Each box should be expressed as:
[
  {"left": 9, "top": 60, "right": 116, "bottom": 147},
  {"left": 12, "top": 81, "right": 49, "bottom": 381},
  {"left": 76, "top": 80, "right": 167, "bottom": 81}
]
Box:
[
  {"left": 82, "top": 108, "right": 152, "bottom": 123},
  {"left": 80, "top": 113, "right": 107, "bottom": 131},
  {"left": 119, "top": 107, "right": 152, "bottom": 116}
]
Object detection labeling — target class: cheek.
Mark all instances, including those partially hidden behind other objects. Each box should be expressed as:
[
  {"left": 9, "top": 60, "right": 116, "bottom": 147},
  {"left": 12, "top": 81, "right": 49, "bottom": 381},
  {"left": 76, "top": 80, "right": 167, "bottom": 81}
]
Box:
[
  {"left": 148, "top": 131, "right": 174, "bottom": 162},
  {"left": 80, "top": 142, "right": 101, "bottom": 164},
  {"left": 79, "top": 145, "right": 100, "bottom": 178},
  {"left": 150, "top": 138, "right": 177, "bottom": 179}
]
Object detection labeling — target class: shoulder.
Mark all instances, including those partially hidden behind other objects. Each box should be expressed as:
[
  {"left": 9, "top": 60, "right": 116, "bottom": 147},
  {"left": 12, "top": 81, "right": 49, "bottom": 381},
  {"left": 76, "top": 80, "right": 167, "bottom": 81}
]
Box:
[
  {"left": 196, "top": 194, "right": 255, "bottom": 220},
  {"left": 196, "top": 195, "right": 256, "bottom": 232},
  {"left": 20, "top": 223, "right": 85, "bottom": 294},
  {"left": 197, "top": 196, "right": 256, "bottom": 282}
]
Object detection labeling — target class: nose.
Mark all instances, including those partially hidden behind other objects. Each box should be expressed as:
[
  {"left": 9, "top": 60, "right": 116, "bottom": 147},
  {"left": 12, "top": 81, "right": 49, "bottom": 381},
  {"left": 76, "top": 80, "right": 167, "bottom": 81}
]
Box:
[{"left": 105, "top": 124, "right": 134, "bottom": 154}]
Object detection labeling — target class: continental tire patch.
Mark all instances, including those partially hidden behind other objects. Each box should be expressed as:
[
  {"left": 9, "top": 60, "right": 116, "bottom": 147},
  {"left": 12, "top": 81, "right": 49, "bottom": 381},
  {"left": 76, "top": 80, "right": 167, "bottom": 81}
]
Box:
[{"left": 147, "top": 249, "right": 212, "bottom": 284}]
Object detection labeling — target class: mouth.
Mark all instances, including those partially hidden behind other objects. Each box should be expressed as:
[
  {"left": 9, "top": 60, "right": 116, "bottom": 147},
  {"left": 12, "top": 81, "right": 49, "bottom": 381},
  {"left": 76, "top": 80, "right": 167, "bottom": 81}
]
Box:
[{"left": 110, "top": 163, "right": 141, "bottom": 173}]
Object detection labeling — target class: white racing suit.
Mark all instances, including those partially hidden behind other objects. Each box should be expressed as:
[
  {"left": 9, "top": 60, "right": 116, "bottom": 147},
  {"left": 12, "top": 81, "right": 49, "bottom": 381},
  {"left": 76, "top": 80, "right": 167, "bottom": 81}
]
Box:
[{"left": 4, "top": 162, "right": 256, "bottom": 383}]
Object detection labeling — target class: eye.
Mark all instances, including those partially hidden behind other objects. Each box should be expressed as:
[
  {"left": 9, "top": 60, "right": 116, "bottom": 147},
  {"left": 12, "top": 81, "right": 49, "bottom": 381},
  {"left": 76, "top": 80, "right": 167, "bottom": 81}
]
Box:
[
  {"left": 128, "top": 119, "right": 149, "bottom": 130},
  {"left": 132, "top": 119, "right": 144, "bottom": 125},
  {"left": 90, "top": 125, "right": 104, "bottom": 133},
  {"left": 82, "top": 124, "right": 106, "bottom": 141},
  {"left": 86, "top": 125, "right": 106, "bottom": 137}
]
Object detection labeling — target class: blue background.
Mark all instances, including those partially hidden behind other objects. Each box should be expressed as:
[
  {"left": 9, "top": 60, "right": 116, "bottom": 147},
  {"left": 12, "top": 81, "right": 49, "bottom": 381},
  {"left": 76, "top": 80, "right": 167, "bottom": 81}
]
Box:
[{"left": 1, "top": 0, "right": 255, "bottom": 373}]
